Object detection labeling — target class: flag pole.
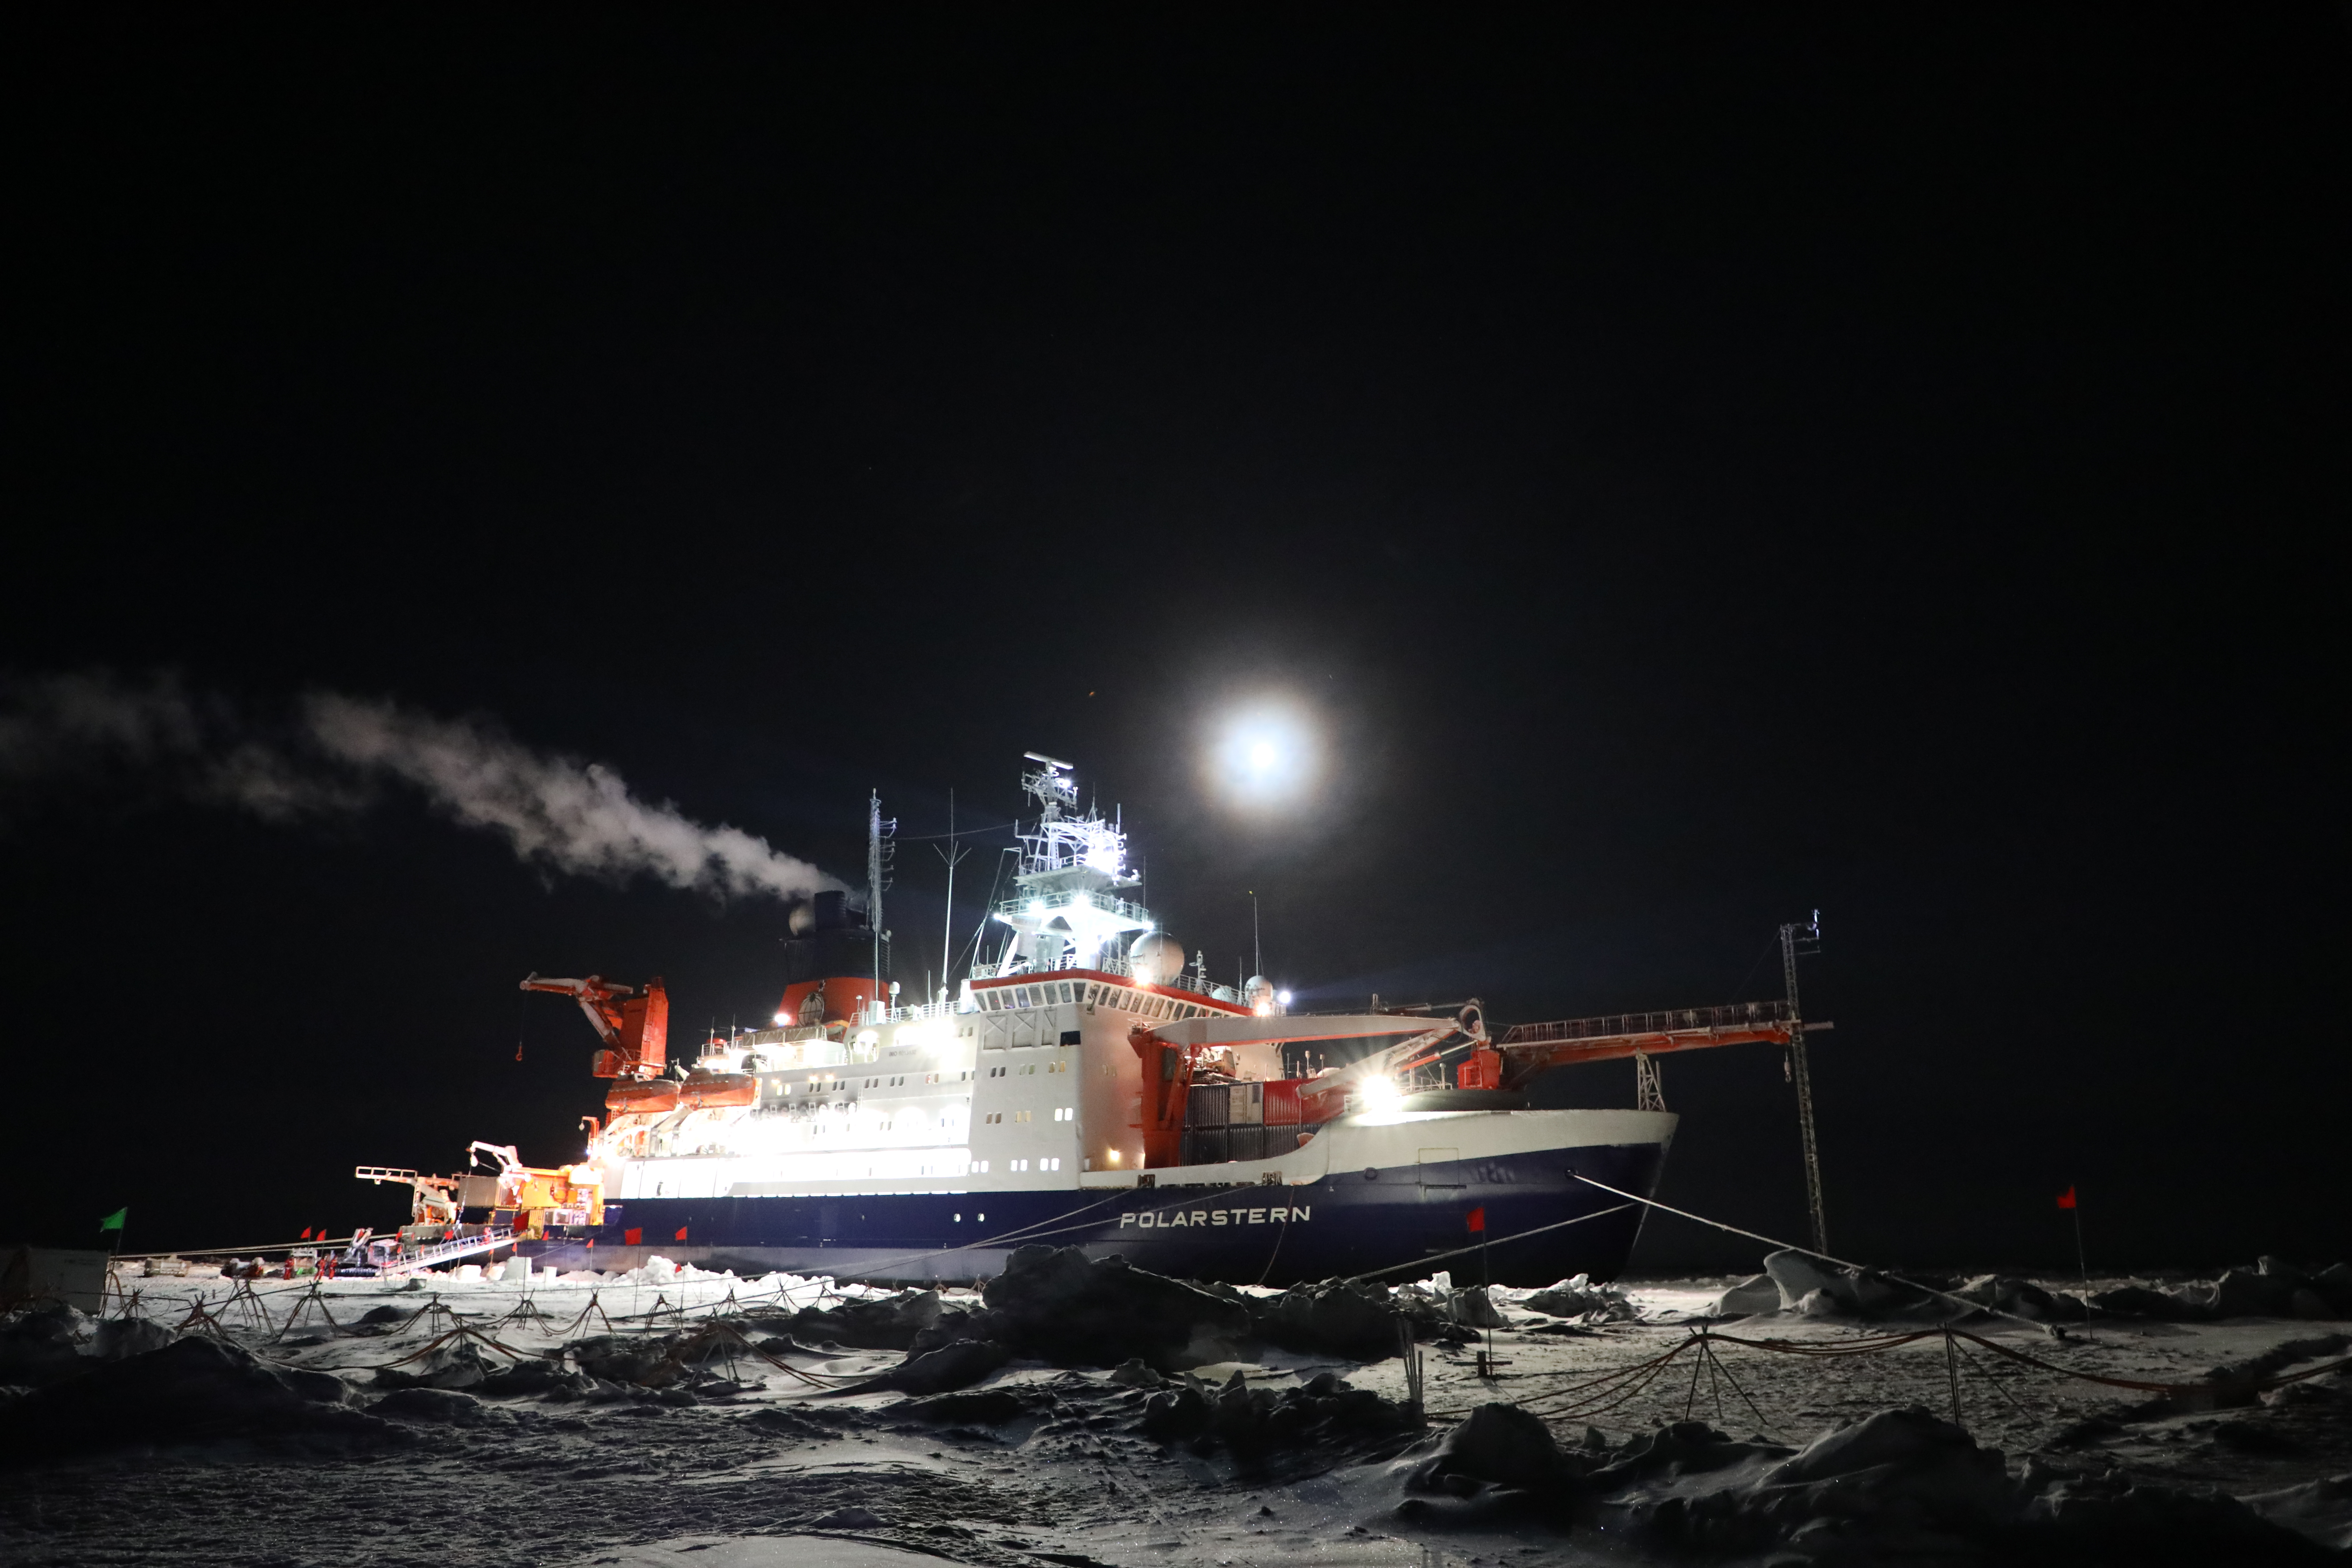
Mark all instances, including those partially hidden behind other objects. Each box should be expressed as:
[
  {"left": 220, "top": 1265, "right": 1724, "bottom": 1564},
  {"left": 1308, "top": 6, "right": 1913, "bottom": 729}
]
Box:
[
  {"left": 2058, "top": 1184, "right": 2092, "bottom": 1342},
  {"left": 2071, "top": 1198, "right": 2088, "bottom": 1293},
  {"left": 1482, "top": 1225, "right": 1493, "bottom": 1365}
]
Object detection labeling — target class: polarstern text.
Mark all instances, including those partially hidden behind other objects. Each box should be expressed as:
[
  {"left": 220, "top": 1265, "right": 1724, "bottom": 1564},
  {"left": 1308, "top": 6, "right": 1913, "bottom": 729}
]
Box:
[{"left": 1119, "top": 1206, "right": 1309, "bottom": 1227}]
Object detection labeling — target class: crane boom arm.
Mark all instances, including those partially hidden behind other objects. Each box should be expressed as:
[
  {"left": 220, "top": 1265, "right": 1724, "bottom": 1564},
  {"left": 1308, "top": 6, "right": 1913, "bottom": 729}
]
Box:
[
  {"left": 1496, "top": 1000, "right": 1831, "bottom": 1088},
  {"left": 1298, "top": 1002, "right": 1487, "bottom": 1102},
  {"left": 522, "top": 971, "right": 669, "bottom": 1080},
  {"left": 520, "top": 972, "right": 632, "bottom": 1046}
]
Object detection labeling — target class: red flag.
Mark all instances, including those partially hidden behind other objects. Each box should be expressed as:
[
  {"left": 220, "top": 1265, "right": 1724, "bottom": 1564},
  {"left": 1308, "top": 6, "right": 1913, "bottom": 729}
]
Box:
[
  {"left": 623, "top": 1227, "right": 643, "bottom": 1245},
  {"left": 2056, "top": 1186, "right": 2077, "bottom": 1210},
  {"left": 674, "top": 1225, "right": 690, "bottom": 1242},
  {"left": 1465, "top": 1206, "right": 1486, "bottom": 1233},
  {"left": 298, "top": 1227, "right": 312, "bottom": 1240}
]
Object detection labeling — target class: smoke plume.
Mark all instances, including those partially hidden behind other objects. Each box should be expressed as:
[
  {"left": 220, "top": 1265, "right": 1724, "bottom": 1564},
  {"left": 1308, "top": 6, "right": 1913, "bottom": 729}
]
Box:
[{"left": 0, "top": 672, "right": 838, "bottom": 902}]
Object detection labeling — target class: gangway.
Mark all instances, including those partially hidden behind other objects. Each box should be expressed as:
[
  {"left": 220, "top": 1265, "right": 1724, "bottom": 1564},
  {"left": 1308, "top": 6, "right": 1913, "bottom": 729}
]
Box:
[{"left": 378, "top": 1225, "right": 516, "bottom": 1278}]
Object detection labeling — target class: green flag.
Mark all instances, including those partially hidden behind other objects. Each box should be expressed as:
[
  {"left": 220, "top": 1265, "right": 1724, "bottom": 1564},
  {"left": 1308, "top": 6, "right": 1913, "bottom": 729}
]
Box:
[{"left": 98, "top": 1207, "right": 127, "bottom": 1232}]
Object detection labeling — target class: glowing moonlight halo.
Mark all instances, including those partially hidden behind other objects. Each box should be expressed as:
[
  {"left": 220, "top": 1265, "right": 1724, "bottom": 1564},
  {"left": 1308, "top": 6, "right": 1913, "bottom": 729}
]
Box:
[{"left": 1208, "top": 699, "right": 1321, "bottom": 807}]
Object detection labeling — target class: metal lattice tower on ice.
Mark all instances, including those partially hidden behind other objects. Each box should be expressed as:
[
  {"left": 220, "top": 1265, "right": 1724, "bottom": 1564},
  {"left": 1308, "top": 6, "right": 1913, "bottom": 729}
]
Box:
[{"left": 1781, "top": 910, "right": 1828, "bottom": 1253}]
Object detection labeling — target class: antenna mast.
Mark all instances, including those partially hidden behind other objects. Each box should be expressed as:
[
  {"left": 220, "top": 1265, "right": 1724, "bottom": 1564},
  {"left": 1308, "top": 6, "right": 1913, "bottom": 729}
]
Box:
[
  {"left": 1780, "top": 910, "right": 1828, "bottom": 1253},
  {"left": 868, "top": 791, "right": 896, "bottom": 1022},
  {"left": 935, "top": 788, "right": 970, "bottom": 1000}
]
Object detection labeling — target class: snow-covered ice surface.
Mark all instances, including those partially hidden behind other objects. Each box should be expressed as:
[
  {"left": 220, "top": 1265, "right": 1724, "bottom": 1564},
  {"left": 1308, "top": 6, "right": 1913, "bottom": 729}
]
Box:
[{"left": 4, "top": 1269, "right": 2346, "bottom": 1566}]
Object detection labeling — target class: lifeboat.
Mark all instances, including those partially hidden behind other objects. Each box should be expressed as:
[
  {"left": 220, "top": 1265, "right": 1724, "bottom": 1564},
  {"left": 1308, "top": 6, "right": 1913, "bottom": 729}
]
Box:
[
  {"left": 604, "top": 1079, "right": 680, "bottom": 1115},
  {"left": 679, "top": 1071, "right": 757, "bottom": 1110}
]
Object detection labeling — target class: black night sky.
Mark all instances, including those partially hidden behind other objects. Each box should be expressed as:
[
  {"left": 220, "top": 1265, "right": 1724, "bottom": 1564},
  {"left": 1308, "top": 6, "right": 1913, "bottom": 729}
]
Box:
[{"left": 7, "top": 12, "right": 2345, "bottom": 1273}]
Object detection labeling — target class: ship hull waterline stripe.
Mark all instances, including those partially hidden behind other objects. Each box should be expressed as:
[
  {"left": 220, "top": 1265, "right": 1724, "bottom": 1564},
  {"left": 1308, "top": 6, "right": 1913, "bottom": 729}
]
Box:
[{"left": 536, "top": 1143, "right": 1666, "bottom": 1287}]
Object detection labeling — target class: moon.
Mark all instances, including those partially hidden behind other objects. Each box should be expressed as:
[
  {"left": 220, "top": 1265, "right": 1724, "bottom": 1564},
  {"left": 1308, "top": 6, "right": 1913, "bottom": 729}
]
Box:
[{"left": 1209, "top": 700, "right": 1320, "bottom": 807}]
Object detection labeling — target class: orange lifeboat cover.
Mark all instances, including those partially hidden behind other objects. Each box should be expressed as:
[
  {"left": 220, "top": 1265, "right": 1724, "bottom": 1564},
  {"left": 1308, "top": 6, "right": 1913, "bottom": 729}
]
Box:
[
  {"left": 679, "top": 1071, "right": 757, "bottom": 1110},
  {"left": 605, "top": 1080, "right": 681, "bottom": 1115}
]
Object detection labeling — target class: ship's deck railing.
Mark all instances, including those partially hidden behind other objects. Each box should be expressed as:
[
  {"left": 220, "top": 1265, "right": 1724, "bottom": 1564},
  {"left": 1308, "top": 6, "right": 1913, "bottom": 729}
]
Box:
[
  {"left": 850, "top": 997, "right": 966, "bottom": 1028},
  {"left": 991, "top": 886, "right": 1155, "bottom": 928},
  {"left": 969, "top": 952, "right": 1117, "bottom": 982},
  {"left": 733, "top": 1022, "right": 834, "bottom": 1048},
  {"left": 967, "top": 951, "right": 1242, "bottom": 1005},
  {"left": 1499, "top": 998, "right": 1799, "bottom": 1046}
]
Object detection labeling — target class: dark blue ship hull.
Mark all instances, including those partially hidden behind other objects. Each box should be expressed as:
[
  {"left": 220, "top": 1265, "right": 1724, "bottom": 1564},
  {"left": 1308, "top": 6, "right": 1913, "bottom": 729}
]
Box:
[{"left": 525, "top": 1141, "right": 1664, "bottom": 1287}]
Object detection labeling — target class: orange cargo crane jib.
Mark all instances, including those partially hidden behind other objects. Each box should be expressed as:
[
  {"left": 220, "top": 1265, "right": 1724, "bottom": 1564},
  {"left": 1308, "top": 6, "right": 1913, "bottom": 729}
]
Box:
[
  {"left": 523, "top": 973, "right": 668, "bottom": 1082},
  {"left": 1495, "top": 998, "right": 1831, "bottom": 1087}
]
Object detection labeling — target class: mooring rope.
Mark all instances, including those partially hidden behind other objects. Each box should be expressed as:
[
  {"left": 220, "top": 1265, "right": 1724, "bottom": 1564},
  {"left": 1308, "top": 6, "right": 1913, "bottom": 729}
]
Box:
[
  {"left": 1425, "top": 1310, "right": 2351, "bottom": 1421},
  {"left": 1344, "top": 1203, "right": 1638, "bottom": 1285},
  {"left": 1407, "top": 1177, "right": 2352, "bottom": 1423},
  {"left": 1569, "top": 1173, "right": 2061, "bottom": 1337}
]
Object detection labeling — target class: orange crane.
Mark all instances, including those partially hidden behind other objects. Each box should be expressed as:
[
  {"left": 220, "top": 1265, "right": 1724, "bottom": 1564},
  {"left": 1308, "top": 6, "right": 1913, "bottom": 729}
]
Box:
[
  {"left": 521, "top": 973, "right": 669, "bottom": 1081},
  {"left": 1497, "top": 999, "right": 1829, "bottom": 1096}
]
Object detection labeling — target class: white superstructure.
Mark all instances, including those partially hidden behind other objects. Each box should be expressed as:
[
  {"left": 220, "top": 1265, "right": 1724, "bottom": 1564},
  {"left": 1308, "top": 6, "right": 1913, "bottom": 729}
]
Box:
[{"left": 587, "top": 756, "right": 1262, "bottom": 1202}]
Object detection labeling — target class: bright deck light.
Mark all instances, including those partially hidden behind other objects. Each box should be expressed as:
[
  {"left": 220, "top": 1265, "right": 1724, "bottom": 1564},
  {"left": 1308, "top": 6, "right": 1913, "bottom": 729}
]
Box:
[{"left": 1358, "top": 1076, "right": 1403, "bottom": 1111}]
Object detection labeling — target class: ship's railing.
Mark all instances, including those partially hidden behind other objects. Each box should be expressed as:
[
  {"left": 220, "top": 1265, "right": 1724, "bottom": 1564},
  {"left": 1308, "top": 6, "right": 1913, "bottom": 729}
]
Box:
[
  {"left": 1500, "top": 999, "right": 1798, "bottom": 1046},
  {"left": 849, "top": 998, "right": 966, "bottom": 1028},
  {"left": 992, "top": 886, "right": 1154, "bottom": 928},
  {"left": 974, "top": 950, "right": 1140, "bottom": 982},
  {"left": 968, "top": 951, "right": 1242, "bottom": 1004},
  {"left": 733, "top": 1023, "right": 834, "bottom": 1048}
]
